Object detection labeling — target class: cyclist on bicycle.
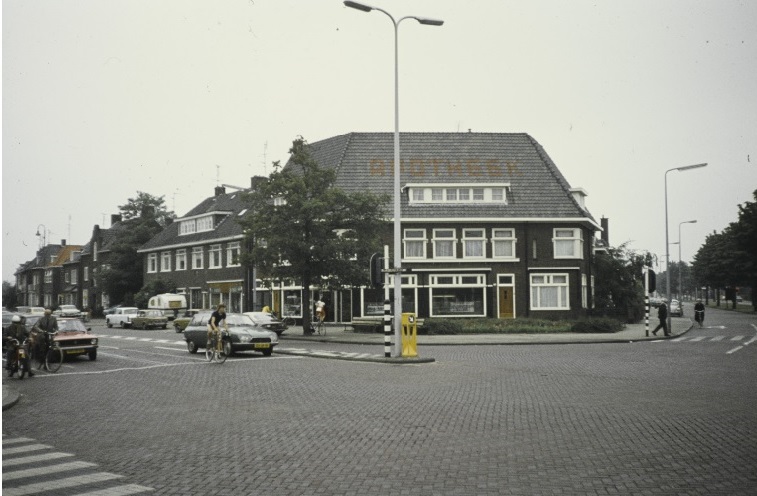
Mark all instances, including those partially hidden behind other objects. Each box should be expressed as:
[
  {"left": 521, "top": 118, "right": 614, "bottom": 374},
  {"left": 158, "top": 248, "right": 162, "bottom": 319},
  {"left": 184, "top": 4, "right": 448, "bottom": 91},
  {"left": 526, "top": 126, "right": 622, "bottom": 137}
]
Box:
[
  {"left": 4, "top": 315, "right": 34, "bottom": 377},
  {"left": 33, "top": 308, "right": 58, "bottom": 356},
  {"left": 207, "top": 304, "right": 227, "bottom": 342},
  {"left": 694, "top": 299, "right": 705, "bottom": 328}
]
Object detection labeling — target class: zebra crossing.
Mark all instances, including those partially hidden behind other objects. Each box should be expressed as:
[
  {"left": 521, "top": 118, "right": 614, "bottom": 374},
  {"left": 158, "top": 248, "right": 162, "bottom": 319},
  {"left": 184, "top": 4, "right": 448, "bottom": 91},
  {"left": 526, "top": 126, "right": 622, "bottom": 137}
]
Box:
[
  {"left": 2, "top": 435, "right": 153, "bottom": 495},
  {"left": 672, "top": 334, "right": 755, "bottom": 343}
]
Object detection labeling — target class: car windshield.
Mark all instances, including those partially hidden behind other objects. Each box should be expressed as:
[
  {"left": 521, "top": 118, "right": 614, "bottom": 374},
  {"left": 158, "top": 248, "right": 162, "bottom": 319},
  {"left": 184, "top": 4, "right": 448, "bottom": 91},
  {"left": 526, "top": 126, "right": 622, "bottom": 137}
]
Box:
[
  {"left": 225, "top": 314, "right": 255, "bottom": 327},
  {"left": 143, "top": 310, "right": 162, "bottom": 317},
  {"left": 57, "top": 319, "right": 88, "bottom": 333},
  {"left": 60, "top": 305, "right": 77, "bottom": 310},
  {"left": 124, "top": 308, "right": 139, "bottom": 315}
]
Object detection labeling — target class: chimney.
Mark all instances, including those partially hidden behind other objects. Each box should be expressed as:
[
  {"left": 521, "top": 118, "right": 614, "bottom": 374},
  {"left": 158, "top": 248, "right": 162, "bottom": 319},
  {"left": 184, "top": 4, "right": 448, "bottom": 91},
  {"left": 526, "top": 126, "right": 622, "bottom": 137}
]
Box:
[
  {"left": 111, "top": 214, "right": 122, "bottom": 225},
  {"left": 61, "top": 239, "right": 67, "bottom": 246},
  {"left": 601, "top": 217, "right": 609, "bottom": 246},
  {"left": 215, "top": 186, "right": 226, "bottom": 196},
  {"left": 250, "top": 176, "right": 267, "bottom": 191}
]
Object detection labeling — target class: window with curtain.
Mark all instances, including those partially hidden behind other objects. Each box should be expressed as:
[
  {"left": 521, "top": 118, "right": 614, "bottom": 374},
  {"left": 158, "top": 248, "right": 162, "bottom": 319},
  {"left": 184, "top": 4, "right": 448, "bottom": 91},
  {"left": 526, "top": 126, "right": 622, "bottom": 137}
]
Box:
[
  {"left": 553, "top": 228, "right": 583, "bottom": 259},
  {"left": 433, "top": 229, "right": 456, "bottom": 259},
  {"left": 492, "top": 229, "right": 516, "bottom": 258},
  {"left": 404, "top": 229, "right": 426, "bottom": 259},
  {"left": 463, "top": 229, "right": 485, "bottom": 258},
  {"left": 530, "top": 274, "right": 569, "bottom": 309}
]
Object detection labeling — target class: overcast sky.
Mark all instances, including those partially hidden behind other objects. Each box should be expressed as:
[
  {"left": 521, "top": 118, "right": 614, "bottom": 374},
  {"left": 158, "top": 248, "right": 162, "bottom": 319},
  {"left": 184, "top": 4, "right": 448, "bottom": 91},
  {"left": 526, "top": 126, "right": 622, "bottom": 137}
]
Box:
[{"left": 3, "top": 0, "right": 756, "bottom": 284}]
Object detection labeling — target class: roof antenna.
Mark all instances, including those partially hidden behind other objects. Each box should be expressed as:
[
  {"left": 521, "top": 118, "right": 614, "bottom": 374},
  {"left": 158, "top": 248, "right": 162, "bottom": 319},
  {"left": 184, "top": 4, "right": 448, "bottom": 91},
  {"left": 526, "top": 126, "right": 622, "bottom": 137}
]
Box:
[{"left": 216, "top": 165, "right": 220, "bottom": 186}]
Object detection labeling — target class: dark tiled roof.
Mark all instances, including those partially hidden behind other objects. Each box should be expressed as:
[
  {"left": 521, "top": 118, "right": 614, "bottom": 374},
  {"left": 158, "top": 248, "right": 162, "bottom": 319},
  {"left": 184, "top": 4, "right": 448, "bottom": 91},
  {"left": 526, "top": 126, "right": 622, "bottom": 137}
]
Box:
[
  {"left": 294, "top": 132, "right": 595, "bottom": 222},
  {"left": 139, "top": 191, "right": 248, "bottom": 251}
]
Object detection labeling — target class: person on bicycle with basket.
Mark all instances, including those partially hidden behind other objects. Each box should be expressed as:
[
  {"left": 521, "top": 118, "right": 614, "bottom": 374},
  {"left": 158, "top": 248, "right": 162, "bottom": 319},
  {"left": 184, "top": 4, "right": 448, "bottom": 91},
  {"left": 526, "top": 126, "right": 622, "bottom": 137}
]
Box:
[
  {"left": 207, "top": 303, "right": 227, "bottom": 344},
  {"left": 694, "top": 299, "right": 705, "bottom": 328},
  {"left": 4, "top": 315, "right": 34, "bottom": 377}
]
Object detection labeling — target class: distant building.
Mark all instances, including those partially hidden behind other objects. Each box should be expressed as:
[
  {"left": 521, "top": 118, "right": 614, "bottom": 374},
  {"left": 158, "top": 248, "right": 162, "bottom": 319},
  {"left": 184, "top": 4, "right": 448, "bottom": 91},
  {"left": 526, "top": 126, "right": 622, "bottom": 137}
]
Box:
[{"left": 15, "top": 241, "right": 82, "bottom": 309}]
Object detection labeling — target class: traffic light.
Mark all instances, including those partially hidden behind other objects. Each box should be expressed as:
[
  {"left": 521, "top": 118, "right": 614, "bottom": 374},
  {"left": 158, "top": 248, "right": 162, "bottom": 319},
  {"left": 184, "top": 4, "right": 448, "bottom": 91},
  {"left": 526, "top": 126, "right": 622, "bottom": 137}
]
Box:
[
  {"left": 648, "top": 269, "right": 656, "bottom": 294},
  {"left": 370, "top": 252, "right": 384, "bottom": 288}
]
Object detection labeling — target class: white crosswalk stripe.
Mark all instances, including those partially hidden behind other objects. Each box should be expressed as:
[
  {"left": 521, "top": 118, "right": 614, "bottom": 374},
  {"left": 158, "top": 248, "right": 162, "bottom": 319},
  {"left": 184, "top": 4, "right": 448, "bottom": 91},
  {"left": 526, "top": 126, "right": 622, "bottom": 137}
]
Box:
[{"left": 2, "top": 436, "right": 153, "bottom": 495}]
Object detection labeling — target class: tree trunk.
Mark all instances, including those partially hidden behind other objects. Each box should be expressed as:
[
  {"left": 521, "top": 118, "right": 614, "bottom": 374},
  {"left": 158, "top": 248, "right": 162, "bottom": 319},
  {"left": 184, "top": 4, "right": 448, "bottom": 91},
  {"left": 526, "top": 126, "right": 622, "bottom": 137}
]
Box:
[{"left": 301, "top": 272, "right": 313, "bottom": 335}]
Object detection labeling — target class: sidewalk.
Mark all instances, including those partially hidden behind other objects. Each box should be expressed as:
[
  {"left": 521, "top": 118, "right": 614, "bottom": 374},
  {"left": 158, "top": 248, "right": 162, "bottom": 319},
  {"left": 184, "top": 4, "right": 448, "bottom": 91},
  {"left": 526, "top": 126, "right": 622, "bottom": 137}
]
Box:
[{"left": 3, "top": 317, "right": 692, "bottom": 411}]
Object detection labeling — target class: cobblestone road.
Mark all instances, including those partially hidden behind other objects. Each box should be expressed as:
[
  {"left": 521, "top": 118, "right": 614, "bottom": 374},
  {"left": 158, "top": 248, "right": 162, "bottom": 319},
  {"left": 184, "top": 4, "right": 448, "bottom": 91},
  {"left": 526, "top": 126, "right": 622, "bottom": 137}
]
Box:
[{"left": 3, "top": 310, "right": 756, "bottom": 495}]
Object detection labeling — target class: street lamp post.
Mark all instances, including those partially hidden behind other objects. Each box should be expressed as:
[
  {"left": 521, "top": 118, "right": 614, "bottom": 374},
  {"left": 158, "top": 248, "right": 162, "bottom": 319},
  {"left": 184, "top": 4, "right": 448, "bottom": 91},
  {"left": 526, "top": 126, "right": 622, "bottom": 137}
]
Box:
[
  {"left": 344, "top": 1, "right": 443, "bottom": 357},
  {"left": 677, "top": 219, "right": 697, "bottom": 301},
  {"left": 35, "top": 224, "right": 48, "bottom": 249},
  {"left": 665, "top": 163, "right": 707, "bottom": 332}
]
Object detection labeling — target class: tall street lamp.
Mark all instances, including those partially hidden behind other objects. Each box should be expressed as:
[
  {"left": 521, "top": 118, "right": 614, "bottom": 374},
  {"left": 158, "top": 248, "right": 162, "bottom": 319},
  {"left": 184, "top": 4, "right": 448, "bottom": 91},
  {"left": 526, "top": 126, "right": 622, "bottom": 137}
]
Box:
[
  {"left": 344, "top": 1, "right": 443, "bottom": 357},
  {"left": 35, "top": 224, "right": 48, "bottom": 248},
  {"left": 665, "top": 163, "right": 707, "bottom": 332},
  {"left": 677, "top": 219, "right": 697, "bottom": 300}
]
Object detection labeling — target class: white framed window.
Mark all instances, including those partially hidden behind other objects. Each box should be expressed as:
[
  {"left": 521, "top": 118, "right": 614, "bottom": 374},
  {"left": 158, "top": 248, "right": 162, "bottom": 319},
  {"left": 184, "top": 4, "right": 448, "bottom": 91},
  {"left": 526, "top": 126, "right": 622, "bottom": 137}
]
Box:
[
  {"left": 147, "top": 253, "right": 158, "bottom": 273},
  {"left": 553, "top": 228, "right": 583, "bottom": 259},
  {"left": 44, "top": 269, "right": 53, "bottom": 284},
  {"left": 403, "top": 229, "right": 426, "bottom": 259},
  {"left": 71, "top": 270, "right": 78, "bottom": 285},
  {"left": 64, "top": 271, "right": 70, "bottom": 283},
  {"left": 180, "top": 220, "right": 196, "bottom": 235},
  {"left": 429, "top": 274, "right": 486, "bottom": 317},
  {"left": 407, "top": 184, "right": 509, "bottom": 204},
  {"left": 463, "top": 228, "right": 485, "bottom": 259},
  {"left": 176, "top": 249, "right": 187, "bottom": 271},
  {"left": 93, "top": 242, "right": 98, "bottom": 262},
  {"left": 196, "top": 216, "right": 213, "bottom": 232},
  {"left": 161, "top": 251, "right": 171, "bottom": 272},
  {"left": 582, "top": 273, "right": 588, "bottom": 309},
  {"left": 83, "top": 267, "right": 89, "bottom": 282},
  {"left": 209, "top": 244, "right": 222, "bottom": 269},
  {"left": 432, "top": 229, "right": 456, "bottom": 259},
  {"left": 227, "top": 242, "right": 241, "bottom": 267},
  {"left": 492, "top": 229, "right": 517, "bottom": 259},
  {"left": 192, "top": 247, "right": 204, "bottom": 269},
  {"left": 530, "top": 273, "right": 569, "bottom": 310}
]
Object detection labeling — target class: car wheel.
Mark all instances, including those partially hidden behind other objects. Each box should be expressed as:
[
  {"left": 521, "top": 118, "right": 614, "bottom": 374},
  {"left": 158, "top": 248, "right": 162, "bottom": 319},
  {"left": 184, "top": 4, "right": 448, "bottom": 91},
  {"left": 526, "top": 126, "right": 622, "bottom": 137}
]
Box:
[
  {"left": 120, "top": 321, "right": 126, "bottom": 328},
  {"left": 89, "top": 350, "right": 97, "bottom": 361},
  {"left": 107, "top": 320, "right": 113, "bottom": 328},
  {"left": 175, "top": 326, "right": 182, "bottom": 333},
  {"left": 186, "top": 340, "right": 198, "bottom": 354},
  {"left": 262, "top": 349, "right": 273, "bottom": 357},
  {"left": 162, "top": 325, "right": 167, "bottom": 329},
  {"left": 222, "top": 340, "right": 233, "bottom": 357}
]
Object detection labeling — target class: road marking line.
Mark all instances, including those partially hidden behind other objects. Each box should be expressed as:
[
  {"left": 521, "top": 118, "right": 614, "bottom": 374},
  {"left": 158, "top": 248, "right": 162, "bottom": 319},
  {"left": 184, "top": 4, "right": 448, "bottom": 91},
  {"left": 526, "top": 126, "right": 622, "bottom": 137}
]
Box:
[
  {"left": 727, "top": 346, "right": 744, "bottom": 355},
  {"left": 2, "top": 472, "right": 124, "bottom": 496},
  {"left": 74, "top": 484, "right": 155, "bottom": 495},
  {"left": 2, "top": 444, "right": 51, "bottom": 456},
  {"left": 3, "top": 461, "right": 98, "bottom": 481},
  {"left": 731, "top": 335, "right": 744, "bottom": 341},
  {"left": 2, "top": 452, "right": 74, "bottom": 467},
  {"left": 711, "top": 336, "right": 725, "bottom": 341},
  {"left": 689, "top": 336, "right": 706, "bottom": 342},
  {"left": 1, "top": 437, "right": 34, "bottom": 445}
]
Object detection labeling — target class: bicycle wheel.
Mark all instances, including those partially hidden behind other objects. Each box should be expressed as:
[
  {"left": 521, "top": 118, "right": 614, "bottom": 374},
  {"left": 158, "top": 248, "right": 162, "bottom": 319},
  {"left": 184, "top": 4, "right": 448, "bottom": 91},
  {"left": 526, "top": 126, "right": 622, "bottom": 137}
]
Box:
[
  {"left": 282, "top": 317, "right": 295, "bottom": 328},
  {"left": 45, "top": 346, "right": 63, "bottom": 373},
  {"left": 216, "top": 340, "right": 228, "bottom": 364},
  {"left": 205, "top": 337, "right": 215, "bottom": 362}
]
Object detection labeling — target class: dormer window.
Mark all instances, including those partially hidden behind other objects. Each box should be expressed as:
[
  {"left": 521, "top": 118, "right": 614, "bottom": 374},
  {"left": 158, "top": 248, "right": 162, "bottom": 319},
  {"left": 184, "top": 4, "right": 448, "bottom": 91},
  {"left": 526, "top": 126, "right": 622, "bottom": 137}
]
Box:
[
  {"left": 407, "top": 184, "right": 510, "bottom": 204},
  {"left": 179, "top": 214, "right": 217, "bottom": 235}
]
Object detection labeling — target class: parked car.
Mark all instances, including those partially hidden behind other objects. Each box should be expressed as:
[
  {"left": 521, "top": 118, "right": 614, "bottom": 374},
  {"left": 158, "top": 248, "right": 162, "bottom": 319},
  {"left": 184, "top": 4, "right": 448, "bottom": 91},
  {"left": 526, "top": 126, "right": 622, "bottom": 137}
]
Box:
[
  {"left": 130, "top": 309, "right": 169, "bottom": 330},
  {"left": 53, "top": 305, "right": 82, "bottom": 319},
  {"left": 670, "top": 299, "right": 683, "bottom": 317},
  {"left": 173, "top": 309, "right": 201, "bottom": 333},
  {"left": 183, "top": 312, "right": 278, "bottom": 357},
  {"left": 16, "top": 306, "right": 45, "bottom": 315},
  {"left": 31, "top": 317, "right": 98, "bottom": 361},
  {"left": 103, "top": 304, "right": 123, "bottom": 315},
  {"left": 105, "top": 307, "right": 139, "bottom": 328},
  {"left": 244, "top": 311, "right": 288, "bottom": 336}
]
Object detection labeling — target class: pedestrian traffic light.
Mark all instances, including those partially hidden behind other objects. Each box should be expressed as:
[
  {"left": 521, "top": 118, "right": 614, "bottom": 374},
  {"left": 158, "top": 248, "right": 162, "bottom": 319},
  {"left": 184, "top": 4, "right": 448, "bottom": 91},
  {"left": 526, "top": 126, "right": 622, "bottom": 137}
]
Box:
[
  {"left": 370, "top": 252, "right": 384, "bottom": 288},
  {"left": 648, "top": 269, "right": 656, "bottom": 293}
]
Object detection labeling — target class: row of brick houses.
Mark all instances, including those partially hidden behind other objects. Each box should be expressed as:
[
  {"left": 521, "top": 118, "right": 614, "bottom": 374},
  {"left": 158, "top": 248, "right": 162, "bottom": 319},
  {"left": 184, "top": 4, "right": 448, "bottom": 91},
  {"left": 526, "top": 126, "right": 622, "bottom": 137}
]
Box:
[{"left": 15, "top": 132, "right": 605, "bottom": 323}]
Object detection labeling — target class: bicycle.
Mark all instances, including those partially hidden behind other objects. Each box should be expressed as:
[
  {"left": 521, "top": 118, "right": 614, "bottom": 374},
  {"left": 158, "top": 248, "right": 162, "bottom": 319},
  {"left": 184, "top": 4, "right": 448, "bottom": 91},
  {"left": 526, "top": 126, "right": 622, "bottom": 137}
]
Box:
[
  {"left": 205, "top": 327, "right": 229, "bottom": 364},
  {"left": 281, "top": 313, "right": 297, "bottom": 329},
  {"left": 33, "top": 331, "right": 63, "bottom": 373},
  {"left": 695, "top": 310, "right": 705, "bottom": 328},
  {"left": 314, "top": 314, "right": 325, "bottom": 335},
  {"left": 5, "top": 338, "right": 32, "bottom": 379}
]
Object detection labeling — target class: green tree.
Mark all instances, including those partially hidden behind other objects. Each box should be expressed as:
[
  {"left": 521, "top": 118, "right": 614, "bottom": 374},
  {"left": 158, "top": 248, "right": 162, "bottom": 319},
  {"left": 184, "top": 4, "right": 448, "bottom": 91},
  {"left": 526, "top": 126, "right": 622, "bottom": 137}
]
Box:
[
  {"left": 239, "top": 138, "right": 389, "bottom": 334},
  {"left": 98, "top": 193, "right": 173, "bottom": 306},
  {"left": 731, "top": 190, "right": 757, "bottom": 311},
  {"left": 593, "top": 243, "right": 652, "bottom": 323},
  {"left": 3, "top": 281, "right": 18, "bottom": 310}
]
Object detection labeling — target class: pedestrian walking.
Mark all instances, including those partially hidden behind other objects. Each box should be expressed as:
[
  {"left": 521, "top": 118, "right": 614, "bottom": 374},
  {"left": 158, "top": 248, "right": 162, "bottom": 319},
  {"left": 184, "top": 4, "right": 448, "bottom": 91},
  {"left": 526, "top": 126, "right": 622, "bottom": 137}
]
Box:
[{"left": 652, "top": 301, "right": 669, "bottom": 336}]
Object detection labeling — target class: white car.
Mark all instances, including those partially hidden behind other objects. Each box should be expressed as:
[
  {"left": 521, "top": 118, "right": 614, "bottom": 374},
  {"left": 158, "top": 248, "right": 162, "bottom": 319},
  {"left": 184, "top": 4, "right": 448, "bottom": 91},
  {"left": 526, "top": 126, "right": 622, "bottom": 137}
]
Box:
[{"left": 105, "top": 307, "right": 139, "bottom": 328}]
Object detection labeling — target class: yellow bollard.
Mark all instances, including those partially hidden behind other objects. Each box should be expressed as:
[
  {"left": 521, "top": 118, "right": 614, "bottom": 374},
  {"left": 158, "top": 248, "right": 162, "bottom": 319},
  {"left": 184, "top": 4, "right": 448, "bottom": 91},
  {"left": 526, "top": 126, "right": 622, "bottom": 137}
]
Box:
[{"left": 401, "top": 313, "right": 418, "bottom": 357}]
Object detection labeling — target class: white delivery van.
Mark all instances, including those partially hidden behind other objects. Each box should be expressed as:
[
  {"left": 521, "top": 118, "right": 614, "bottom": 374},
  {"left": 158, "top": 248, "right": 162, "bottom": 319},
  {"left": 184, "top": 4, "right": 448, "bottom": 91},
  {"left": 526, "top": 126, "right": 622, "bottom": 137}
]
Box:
[{"left": 148, "top": 293, "right": 187, "bottom": 320}]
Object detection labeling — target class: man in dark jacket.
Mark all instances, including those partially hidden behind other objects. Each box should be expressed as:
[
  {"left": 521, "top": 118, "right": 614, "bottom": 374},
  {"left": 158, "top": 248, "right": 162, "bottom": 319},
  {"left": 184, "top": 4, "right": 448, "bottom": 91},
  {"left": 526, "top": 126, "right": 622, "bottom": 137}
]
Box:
[
  {"left": 652, "top": 302, "right": 669, "bottom": 336},
  {"left": 4, "top": 315, "right": 34, "bottom": 376}
]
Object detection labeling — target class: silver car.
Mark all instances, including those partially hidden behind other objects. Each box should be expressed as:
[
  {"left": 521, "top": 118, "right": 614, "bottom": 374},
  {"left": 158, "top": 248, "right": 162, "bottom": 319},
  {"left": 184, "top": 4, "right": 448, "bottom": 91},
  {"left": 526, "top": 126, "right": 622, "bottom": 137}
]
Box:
[{"left": 183, "top": 312, "right": 278, "bottom": 357}]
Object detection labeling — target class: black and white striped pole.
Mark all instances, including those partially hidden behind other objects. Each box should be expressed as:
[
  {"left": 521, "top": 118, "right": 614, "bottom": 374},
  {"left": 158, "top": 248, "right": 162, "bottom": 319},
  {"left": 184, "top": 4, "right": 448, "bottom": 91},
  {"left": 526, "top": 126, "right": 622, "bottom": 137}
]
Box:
[{"left": 383, "top": 299, "right": 392, "bottom": 357}]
